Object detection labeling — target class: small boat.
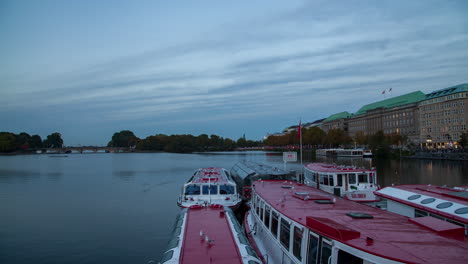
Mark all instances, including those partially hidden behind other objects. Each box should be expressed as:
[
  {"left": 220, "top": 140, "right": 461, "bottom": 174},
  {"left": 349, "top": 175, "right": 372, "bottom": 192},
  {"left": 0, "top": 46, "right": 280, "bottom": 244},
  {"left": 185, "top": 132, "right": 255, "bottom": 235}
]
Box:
[
  {"left": 160, "top": 205, "right": 261, "bottom": 264},
  {"left": 374, "top": 184, "right": 468, "bottom": 235},
  {"left": 245, "top": 180, "right": 468, "bottom": 264},
  {"left": 177, "top": 167, "right": 242, "bottom": 209},
  {"left": 303, "top": 163, "right": 379, "bottom": 202},
  {"left": 231, "top": 161, "right": 295, "bottom": 200}
]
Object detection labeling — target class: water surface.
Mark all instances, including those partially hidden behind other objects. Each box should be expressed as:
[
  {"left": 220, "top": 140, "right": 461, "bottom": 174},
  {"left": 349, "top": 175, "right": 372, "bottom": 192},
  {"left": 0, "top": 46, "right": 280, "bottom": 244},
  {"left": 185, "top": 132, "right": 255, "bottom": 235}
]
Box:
[{"left": 0, "top": 152, "right": 466, "bottom": 263}]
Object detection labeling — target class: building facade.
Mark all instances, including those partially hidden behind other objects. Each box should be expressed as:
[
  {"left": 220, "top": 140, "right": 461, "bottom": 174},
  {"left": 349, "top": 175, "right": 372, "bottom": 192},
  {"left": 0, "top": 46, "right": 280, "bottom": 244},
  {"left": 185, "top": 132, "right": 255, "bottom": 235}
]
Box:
[
  {"left": 321, "top": 112, "right": 350, "bottom": 133},
  {"left": 348, "top": 91, "right": 424, "bottom": 144},
  {"left": 419, "top": 84, "right": 468, "bottom": 148}
]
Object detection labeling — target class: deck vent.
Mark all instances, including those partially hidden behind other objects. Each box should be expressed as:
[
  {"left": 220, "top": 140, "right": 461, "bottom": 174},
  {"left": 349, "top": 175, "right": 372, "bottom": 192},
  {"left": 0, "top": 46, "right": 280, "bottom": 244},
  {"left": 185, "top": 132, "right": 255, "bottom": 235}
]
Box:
[
  {"left": 315, "top": 200, "right": 334, "bottom": 204},
  {"left": 346, "top": 213, "right": 374, "bottom": 219},
  {"left": 421, "top": 198, "right": 436, "bottom": 204},
  {"left": 281, "top": 185, "right": 293, "bottom": 189},
  {"left": 436, "top": 202, "right": 453, "bottom": 209},
  {"left": 408, "top": 194, "right": 421, "bottom": 200}
]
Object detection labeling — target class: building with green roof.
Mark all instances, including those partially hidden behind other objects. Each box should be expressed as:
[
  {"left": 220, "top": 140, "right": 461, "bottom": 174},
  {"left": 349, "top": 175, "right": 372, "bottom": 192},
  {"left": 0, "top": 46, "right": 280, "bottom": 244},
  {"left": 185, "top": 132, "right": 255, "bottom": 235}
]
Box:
[
  {"left": 419, "top": 83, "right": 468, "bottom": 148},
  {"left": 354, "top": 91, "right": 425, "bottom": 116},
  {"left": 322, "top": 112, "right": 351, "bottom": 132}
]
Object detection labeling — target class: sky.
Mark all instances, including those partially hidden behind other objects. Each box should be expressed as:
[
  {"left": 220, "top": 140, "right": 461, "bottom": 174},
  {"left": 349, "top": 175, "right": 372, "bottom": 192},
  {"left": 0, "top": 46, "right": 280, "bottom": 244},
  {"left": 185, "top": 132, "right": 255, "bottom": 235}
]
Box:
[{"left": 1, "top": 0, "right": 467, "bottom": 146}]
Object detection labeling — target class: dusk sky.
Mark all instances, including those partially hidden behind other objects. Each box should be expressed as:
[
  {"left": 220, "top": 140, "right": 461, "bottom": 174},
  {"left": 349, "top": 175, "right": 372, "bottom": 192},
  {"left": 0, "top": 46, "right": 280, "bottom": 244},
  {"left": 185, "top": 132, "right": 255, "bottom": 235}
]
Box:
[{"left": 1, "top": 0, "right": 467, "bottom": 145}]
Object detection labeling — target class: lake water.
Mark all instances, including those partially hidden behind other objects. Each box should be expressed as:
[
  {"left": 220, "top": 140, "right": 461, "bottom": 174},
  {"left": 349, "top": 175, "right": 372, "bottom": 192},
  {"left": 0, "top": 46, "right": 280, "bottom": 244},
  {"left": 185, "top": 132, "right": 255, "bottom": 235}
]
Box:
[{"left": 1, "top": 152, "right": 467, "bottom": 264}]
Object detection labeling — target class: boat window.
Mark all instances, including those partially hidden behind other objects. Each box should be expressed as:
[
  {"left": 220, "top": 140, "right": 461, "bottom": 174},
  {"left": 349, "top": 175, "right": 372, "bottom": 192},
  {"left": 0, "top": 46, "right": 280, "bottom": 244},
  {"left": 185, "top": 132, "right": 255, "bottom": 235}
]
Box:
[
  {"left": 160, "top": 250, "right": 174, "bottom": 263},
  {"left": 184, "top": 185, "right": 201, "bottom": 195},
  {"left": 436, "top": 202, "right": 453, "bottom": 209},
  {"left": 307, "top": 234, "right": 319, "bottom": 264},
  {"left": 264, "top": 206, "right": 270, "bottom": 228},
  {"left": 369, "top": 173, "right": 374, "bottom": 184},
  {"left": 322, "top": 175, "right": 328, "bottom": 185},
  {"left": 358, "top": 174, "right": 368, "bottom": 184},
  {"left": 259, "top": 201, "right": 264, "bottom": 221},
  {"left": 246, "top": 246, "right": 259, "bottom": 258},
  {"left": 349, "top": 174, "right": 356, "bottom": 184},
  {"left": 220, "top": 184, "right": 234, "bottom": 194},
  {"left": 271, "top": 211, "right": 279, "bottom": 237},
  {"left": 280, "top": 218, "right": 290, "bottom": 250},
  {"left": 408, "top": 194, "right": 421, "bottom": 200},
  {"left": 255, "top": 198, "right": 260, "bottom": 216},
  {"left": 337, "top": 250, "right": 363, "bottom": 264},
  {"left": 202, "top": 185, "right": 218, "bottom": 195},
  {"left": 328, "top": 175, "right": 334, "bottom": 186},
  {"left": 337, "top": 174, "right": 343, "bottom": 187},
  {"left": 320, "top": 241, "right": 332, "bottom": 264},
  {"left": 293, "top": 226, "right": 303, "bottom": 261},
  {"left": 421, "top": 198, "right": 436, "bottom": 204},
  {"left": 415, "top": 209, "right": 429, "bottom": 217},
  {"left": 455, "top": 207, "right": 468, "bottom": 215}
]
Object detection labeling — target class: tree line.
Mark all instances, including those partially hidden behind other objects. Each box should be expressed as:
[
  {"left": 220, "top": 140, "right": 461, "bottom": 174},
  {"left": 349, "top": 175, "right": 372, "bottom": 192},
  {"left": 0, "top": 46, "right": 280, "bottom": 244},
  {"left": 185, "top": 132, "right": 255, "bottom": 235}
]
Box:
[
  {"left": 107, "top": 130, "right": 262, "bottom": 153},
  {"left": 0, "top": 132, "right": 64, "bottom": 153}
]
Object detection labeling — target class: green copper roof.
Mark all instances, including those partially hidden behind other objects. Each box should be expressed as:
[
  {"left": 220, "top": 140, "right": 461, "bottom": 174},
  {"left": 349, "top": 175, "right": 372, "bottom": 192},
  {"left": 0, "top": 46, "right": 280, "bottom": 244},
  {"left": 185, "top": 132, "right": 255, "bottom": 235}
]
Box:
[
  {"left": 355, "top": 91, "right": 425, "bottom": 115},
  {"left": 424, "top": 83, "right": 468, "bottom": 100},
  {"left": 324, "top": 111, "right": 351, "bottom": 122}
]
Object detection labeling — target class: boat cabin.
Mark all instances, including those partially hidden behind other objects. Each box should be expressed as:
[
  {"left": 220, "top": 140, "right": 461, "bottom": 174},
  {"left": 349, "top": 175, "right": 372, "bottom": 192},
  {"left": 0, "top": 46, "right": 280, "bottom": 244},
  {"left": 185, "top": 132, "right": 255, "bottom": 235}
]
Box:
[
  {"left": 375, "top": 184, "right": 468, "bottom": 235},
  {"left": 230, "top": 161, "right": 294, "bottom": 200},
  {"left": 304, "top": 163, "right": 379, "bottom": 202},
  {"left": 178, "top": 167, "right": 241, "bottom": 208}
]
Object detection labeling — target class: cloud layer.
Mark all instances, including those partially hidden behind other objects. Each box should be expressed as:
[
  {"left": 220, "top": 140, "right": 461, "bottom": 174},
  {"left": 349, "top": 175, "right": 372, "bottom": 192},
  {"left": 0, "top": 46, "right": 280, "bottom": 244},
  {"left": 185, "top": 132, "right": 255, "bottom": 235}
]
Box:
[{"left": 1, "top": 0, "right": 467, "bottom": 145}]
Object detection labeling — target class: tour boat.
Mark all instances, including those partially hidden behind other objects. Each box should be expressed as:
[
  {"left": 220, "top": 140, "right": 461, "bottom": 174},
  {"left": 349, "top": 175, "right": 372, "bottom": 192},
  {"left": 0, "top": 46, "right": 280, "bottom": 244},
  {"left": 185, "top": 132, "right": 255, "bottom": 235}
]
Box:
[
  {"left": 303, "top": 163, "right": 379, "bottom": 202},
  {"left": 160, "top": 205, "right": 261, "bottom": 264},
  {"left": 231, "top": 161, "right": 295, "bottom": 200},
  {"left": 316, "top": 148, "right": 372, "bottom": 157},
  {"left": 177, "top": 167, "right": 242, "bottom": 209},
  {"left": 374, "top": 184, "right": 468, "bottom": 235},
  {"left": 245, "top": 180, "right": 468, "bottom": 264}
]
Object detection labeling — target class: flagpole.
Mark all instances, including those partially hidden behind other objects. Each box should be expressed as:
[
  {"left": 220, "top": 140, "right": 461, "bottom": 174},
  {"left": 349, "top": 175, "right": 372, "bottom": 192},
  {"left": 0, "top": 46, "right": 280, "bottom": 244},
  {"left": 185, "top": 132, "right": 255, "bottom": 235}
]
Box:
[{"left": 299, "top": 119, "right": 303, "bottom": 173}]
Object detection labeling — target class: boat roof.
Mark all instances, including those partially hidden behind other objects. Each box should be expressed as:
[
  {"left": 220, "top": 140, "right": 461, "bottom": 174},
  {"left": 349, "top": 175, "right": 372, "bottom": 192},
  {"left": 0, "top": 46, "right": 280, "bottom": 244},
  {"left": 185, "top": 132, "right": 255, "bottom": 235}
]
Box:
[
  {"left": 180, "top": 206, "right": 242, "bottom": 264},
  {"left": 375, "top": 184, "right": 468, "bottom": 224},
  {"left": 233, "top": 161, "right": 290, "bottom": 177},
  {"left": 189, "top": 167, "right": 231, "bottom": 184},
  {"left": 305, "top": 163, "right": 375, "bottom": 173},
  {"left": 253, "top": 180, "right": 468, "bottom": 264}
]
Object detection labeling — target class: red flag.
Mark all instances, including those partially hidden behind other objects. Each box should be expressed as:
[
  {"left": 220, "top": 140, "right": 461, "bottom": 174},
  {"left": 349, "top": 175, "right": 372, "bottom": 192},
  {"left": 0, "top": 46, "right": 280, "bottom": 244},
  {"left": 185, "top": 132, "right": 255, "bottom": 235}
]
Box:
[{"left": 297, "top": 121, "right": 301, "bottom": 139}]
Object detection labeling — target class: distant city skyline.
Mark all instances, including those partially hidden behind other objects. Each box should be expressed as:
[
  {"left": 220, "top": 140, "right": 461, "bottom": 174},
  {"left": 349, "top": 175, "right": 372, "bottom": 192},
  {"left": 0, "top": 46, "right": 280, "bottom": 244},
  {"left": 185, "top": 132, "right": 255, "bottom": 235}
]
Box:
[{"left": 1, "top": 0, "right": 467, "bottom": 145}]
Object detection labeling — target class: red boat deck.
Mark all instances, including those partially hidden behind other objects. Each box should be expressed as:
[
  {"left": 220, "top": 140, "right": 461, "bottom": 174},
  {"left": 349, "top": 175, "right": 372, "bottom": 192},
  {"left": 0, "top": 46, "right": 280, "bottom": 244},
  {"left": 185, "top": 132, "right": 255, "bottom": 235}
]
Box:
[
  {"left": 253, "top": 180, "right": 468, "bottom": 264},
  {"left": 180, "top": 207, "right": 242, "bottom": 264}
]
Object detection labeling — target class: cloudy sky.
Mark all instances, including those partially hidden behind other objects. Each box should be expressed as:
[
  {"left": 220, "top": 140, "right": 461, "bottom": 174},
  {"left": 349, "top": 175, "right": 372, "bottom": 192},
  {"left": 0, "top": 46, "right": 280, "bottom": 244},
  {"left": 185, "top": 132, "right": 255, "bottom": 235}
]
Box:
[{"left": 1, "top": 0, "right": 467, "bottom": 145}]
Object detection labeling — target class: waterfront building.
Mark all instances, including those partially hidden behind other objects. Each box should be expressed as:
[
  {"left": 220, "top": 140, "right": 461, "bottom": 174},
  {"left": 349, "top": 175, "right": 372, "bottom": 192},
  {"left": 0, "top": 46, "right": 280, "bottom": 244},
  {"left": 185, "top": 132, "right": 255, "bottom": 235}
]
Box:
[
  {"left": 419, "top": 83, "right": 468, "bottom": 148},
  {"left": 348, "top": 91, "right": 424, "bottom": 144},
  {"left": 321, "top": 112, "right": 351, "bottom": 133}
]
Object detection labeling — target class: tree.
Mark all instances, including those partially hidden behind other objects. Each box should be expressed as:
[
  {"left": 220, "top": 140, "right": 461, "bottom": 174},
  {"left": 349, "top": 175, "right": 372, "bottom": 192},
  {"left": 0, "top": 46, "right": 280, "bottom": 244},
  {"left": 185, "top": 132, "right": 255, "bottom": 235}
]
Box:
[
  {"left": 30, "top": 135, "right": 43, "bottom": 148},
  {"left": 459, "top": 132, "right": 468, "bottom": 149},
  {"left": 108, "top": 130, "right": 139, "bottom": 147},
  {"left": 325, "top": 129, "right": 351, "bottom": 147},
  {"left": 354, "top": 131, "right": 368, "bottom": 146},
  {"left": 303, "top": 127, "right": 326, "bottom": 146},
  {"left": 43, "top": 132, "right": 64, "bottom": 148},
  {"left": 0, "top": 132, "right": 17, "bottom": 152},
  {"left": 16, "top": 132, "right": 32, "bottom": 149}
]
